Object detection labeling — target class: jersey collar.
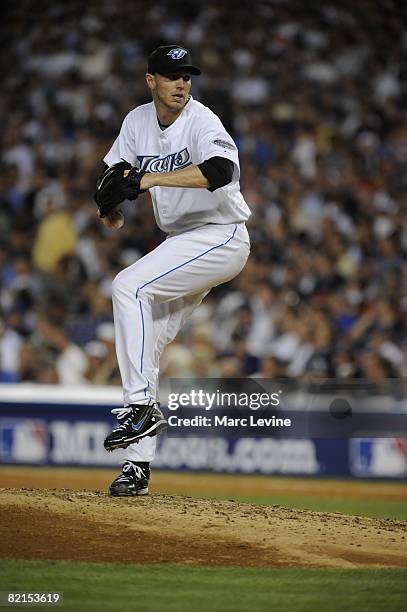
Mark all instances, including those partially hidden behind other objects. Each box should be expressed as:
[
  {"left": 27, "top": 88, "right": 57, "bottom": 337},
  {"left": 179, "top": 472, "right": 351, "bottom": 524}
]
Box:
[{"left": 154, "top": 95, "right": 193, "bottom": 134}]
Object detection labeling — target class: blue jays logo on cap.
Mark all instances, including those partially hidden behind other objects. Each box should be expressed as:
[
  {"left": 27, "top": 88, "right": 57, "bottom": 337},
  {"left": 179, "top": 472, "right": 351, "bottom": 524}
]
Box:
[{"left": 167, "top": 48, "right": 187, "bottom": 60}]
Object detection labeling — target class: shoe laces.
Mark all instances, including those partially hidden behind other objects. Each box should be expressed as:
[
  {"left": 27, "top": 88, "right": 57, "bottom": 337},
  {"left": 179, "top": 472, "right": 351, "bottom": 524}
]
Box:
[
  {"left": 116, "top": 461, "right": 146, "bottom": 482},
  {"left": 111, "top": 400, "right": 156, "bottom": 426},
  {"left": 111, "top": 407, "right": 136, "bottom": 420},
  {"left": 111, "top": 406, "right": 144, "bottom": 431}
]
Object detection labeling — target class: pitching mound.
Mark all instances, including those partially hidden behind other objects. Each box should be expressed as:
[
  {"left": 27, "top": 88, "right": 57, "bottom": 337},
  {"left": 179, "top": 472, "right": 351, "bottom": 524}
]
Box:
[{"left": 0, "top": 488, "right": 406, "bottom": 568}]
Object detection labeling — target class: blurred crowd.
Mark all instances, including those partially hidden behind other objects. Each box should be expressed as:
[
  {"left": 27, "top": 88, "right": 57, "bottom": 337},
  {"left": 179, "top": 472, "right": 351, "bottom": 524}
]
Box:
[{"left": 0, "top": 0, "right": 406, "bottom": 385}]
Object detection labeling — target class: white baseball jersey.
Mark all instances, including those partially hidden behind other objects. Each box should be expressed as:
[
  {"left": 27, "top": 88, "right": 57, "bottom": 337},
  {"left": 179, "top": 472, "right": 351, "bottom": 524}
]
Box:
[{"left": 104, "top": 96, "right": 251, "bottom": 233}]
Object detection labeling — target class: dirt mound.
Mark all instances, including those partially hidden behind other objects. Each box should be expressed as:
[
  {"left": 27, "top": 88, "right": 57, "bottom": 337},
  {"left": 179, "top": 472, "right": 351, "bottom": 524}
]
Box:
[
  {"left": 2, "top": 467, "right": 406, "bottom": 501},
  {"left": 0, "top": 488, "right": 406, "bottom": 568}
]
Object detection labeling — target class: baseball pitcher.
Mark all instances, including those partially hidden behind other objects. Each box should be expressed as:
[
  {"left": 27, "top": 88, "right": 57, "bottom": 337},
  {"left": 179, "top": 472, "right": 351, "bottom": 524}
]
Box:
[{"left": 95, "top": 45, "right": 251, "bottom": 496}]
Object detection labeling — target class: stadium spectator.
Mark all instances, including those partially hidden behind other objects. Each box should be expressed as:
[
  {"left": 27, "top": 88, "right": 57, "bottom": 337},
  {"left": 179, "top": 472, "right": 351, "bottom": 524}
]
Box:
[{"left": 0, "top": 0, "right": 405, "bottom": 384}]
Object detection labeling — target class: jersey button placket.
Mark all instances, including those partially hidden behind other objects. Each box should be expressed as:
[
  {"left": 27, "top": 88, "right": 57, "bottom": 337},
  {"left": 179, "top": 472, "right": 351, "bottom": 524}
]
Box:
[{"left": 159, "top": 137, "right": 169, "bottom": 216}]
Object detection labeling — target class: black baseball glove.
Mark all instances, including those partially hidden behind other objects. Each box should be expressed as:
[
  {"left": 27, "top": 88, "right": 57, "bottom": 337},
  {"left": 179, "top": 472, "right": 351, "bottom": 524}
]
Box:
[{"left": 94, "top": 161, "right": 146, "bottom": 218}]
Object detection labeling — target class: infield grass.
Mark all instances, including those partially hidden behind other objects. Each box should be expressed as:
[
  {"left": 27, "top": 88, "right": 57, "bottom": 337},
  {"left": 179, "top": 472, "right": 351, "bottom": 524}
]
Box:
[{"left": 0, "top": 560, "right": 406, "bottom": 612}]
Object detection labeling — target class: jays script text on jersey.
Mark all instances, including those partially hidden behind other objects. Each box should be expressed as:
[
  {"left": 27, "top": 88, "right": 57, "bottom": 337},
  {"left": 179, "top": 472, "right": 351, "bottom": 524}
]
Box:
[
  {"left": 137, "top": 147, "right": 192, "bottom": 173},
  {"left": 104, "top": 96, "right": 251, "bottom": 233}
]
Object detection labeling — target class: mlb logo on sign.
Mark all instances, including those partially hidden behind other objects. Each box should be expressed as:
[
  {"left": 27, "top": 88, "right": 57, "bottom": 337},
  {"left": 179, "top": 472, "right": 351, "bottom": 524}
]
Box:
[
  {"left": 350, "top": 438, "right": 407, "bottom": 478},
  {"left": 0, "top": 419, "right": 48, "bottom": 463}
]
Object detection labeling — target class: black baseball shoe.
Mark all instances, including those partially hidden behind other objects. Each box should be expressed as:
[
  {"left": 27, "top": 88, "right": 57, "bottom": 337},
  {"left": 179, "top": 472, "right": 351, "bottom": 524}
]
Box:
[
  {"left": 109, "top": 461, "right": 150, "bottom": 496},
  {"left": 104, "top": 402, "right": 167, "bottom": 452}
]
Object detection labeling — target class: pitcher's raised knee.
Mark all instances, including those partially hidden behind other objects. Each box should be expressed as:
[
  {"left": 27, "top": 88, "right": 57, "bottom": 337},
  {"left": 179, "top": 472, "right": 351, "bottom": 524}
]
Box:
[
  {"left": 112, "top": 268, "right": 139, "bottom": 298},
  {"left": 112, "top": 265, "right": 153, "bottom": 301}
]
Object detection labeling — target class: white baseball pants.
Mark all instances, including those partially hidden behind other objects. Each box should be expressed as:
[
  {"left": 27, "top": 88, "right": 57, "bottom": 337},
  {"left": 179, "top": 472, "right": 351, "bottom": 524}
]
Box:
[{"left": 111, "top": 222, "right": 250, "bottom": 462}]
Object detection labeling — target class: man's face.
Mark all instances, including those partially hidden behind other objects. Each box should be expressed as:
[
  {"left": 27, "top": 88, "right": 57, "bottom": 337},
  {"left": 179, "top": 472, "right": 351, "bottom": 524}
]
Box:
[{"left": 147, "top": 72, "right": 192, "bottom": 112}]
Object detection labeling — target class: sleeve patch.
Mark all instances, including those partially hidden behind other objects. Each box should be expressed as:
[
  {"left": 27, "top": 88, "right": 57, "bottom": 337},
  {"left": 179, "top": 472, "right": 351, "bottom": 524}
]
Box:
[{"left": 212, "top": 139, "right": 236, "bottom": 151}]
